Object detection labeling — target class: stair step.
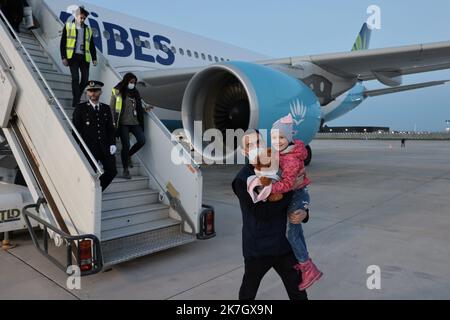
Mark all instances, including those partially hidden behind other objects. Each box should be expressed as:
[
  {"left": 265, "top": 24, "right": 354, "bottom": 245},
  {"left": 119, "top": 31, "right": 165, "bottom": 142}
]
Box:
[
  {"left": 101, "top": 203, "right": 169, "bottom": 231},
  {"left": 31, "top": 64, "right": 58, "bottom": 73},
  {"left": 40, "top": 72, "right": 72, "bottom": 83},
  {"left": 105, "top": 175, "right": 149, "bottom": 194},
  {"left": 18, "top": 35, "right": 40, "bottom": 46},
  {"left": 40, "top": 79, "right": 72, "bottom": 91},
  {"left": 18, "top": 33, "right": 37, "bottom": 42},
  {"left": 102, "top": 189, "right": 160, "bottom": 211},
  {"left": 54, "top": 98, "right": 73, "bottom": 109},
  {"left": 46, "top": 88, "right": 73, "bottom": 100},
  {"left": 21, "top": 41, "right": 42, "bottom": 52},
  {"left": 101, "top": 218, "right": 181, "bottom": 242},
  {"left": 101, "top": 224, "right": 195, "bottom": 266},
  {"left": 23, "top": 53, "right": 50, "bottom": 65},
  {"left": 114, "top": 154, "right": 140, "bottom": 167},
  {"left": 27, "top": 57, "right": 53, "bottom": 67},
  {"left": 26, "top": 47, "right": 47, "bottom": 58},
  {"left": 102, "top": 203, "right": 169, "bottom": 219},
  {"left": 116, "top": 165, "right": 140, "bottom": 176}
]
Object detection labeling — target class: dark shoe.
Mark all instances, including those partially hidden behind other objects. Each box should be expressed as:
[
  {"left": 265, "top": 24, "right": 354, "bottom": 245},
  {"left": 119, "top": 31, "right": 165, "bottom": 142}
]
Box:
[
  {"left": 128, "top": 156, "right": 134, "bottom": 168},
  {"left": 122, "top": 169, "right": 131, "bottom": 180}
]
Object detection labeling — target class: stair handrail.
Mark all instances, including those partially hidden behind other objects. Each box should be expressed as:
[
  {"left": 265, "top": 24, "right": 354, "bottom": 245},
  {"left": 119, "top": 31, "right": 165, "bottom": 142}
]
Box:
[
  {"left": 0, "top": 9, "right": 103, "bottom": 177},
  {"left": 22, "top": 200, "right": 103, "bottom": 276}
]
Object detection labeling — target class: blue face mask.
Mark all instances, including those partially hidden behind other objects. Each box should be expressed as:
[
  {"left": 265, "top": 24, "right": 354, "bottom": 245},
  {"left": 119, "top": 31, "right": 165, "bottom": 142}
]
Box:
[{"left": 128, "top": 83, "right": 135, "bottom": 90}]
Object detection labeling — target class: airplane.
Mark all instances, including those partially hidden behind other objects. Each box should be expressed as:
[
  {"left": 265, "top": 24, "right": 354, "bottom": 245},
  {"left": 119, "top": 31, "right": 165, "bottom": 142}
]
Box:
[{"left": 46, "top": 0, "right": 450, "bottom": 164}]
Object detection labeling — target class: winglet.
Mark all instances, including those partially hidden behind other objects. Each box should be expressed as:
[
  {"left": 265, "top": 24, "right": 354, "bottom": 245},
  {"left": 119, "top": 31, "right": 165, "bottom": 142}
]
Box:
[{"left": 351, "top": 23, "right": 372, "bottom": 51}]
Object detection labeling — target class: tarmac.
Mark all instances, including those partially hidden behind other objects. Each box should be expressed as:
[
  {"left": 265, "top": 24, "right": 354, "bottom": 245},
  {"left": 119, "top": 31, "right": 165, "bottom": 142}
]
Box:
[{"left": 1, "top": 139, "right": 450, "bottom": 300}]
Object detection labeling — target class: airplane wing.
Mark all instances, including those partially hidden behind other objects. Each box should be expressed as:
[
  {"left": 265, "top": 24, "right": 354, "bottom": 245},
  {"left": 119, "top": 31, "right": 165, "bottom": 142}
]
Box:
[
  {"left": 135, "top": 67, "right": 200, "bottom": 111},
  {"left": 364, "top": 80, "right": 450, "bottom": 97},
  {"left": 136, "top": 41, "right": 450, "bottom": 109},
  {"left": 260, "top": 41, "right": 450, "bottom": 84}
]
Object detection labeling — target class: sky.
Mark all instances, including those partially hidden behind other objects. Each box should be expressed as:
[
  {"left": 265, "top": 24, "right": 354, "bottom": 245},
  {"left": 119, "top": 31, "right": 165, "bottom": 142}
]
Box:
[{"left": 85, "top": 0, "right": 450, "bottom": 132}]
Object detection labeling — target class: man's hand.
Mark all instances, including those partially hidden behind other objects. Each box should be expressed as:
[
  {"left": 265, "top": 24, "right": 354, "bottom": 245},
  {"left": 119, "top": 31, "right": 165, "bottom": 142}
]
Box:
[
  {"left": 288, "top": 211, "right": 308, "bottom": 225},
  {"left": 93, "top": 60, "right": 98, "bottom": 66},
  {"left": 110, "top": 145, "right": 117, "bottom": 155},
  {"left": 62, "top": 59, "right": 69, "bottom": 67}
]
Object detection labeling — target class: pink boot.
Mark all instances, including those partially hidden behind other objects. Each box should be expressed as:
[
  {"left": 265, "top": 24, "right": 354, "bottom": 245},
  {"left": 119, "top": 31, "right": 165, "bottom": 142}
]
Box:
[{"left": 294, "top": 258, "right": 323, "bottom": 291}]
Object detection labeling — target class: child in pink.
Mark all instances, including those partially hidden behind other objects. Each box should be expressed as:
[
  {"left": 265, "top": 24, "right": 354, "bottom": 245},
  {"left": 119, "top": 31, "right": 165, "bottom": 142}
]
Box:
[{"left": 270, "top": 113, "right": 323, "bottom": 291}]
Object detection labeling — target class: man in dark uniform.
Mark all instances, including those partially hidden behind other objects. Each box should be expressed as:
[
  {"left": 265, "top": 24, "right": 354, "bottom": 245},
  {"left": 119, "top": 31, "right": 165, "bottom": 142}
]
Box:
[{"left": 72, "top": 81, "right": 117, "bottom": 191}]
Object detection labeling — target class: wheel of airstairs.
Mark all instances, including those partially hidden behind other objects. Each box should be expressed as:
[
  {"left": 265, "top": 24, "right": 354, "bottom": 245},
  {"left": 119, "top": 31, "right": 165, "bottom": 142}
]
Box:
[{"left": 14, "top": 25, "right": 196, "bottom": 268}]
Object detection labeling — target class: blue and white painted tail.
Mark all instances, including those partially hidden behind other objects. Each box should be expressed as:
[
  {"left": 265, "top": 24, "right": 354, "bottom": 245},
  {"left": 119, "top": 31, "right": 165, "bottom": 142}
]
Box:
[{"left": 351, "top": 23, "right": 372, "bottom": 51}]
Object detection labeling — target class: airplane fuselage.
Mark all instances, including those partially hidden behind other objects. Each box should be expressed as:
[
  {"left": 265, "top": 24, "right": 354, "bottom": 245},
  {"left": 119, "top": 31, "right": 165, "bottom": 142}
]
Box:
[{"left": 50, "top": 0, "right": 366, "bottom": 129}]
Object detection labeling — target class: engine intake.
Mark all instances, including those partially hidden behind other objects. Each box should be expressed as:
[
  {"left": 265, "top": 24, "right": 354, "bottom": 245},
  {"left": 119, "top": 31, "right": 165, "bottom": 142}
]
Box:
[{"left": 182, "top": 62, "right": 321, "bottom": 162}]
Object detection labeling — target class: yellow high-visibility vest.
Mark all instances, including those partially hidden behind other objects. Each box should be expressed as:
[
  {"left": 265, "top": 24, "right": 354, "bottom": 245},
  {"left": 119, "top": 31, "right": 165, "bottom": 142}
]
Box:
[
  {"left": 112, "top": 88, "right": 123, "bottom": 125},
  {"left": 65, "top": 22, "right": 93, "bottom": 62}
]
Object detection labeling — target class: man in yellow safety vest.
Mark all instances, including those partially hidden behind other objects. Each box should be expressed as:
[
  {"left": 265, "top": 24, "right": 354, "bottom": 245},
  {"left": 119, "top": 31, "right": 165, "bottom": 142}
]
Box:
[{"left": 60, "top": 6, "right": 97, "bottom": 108}]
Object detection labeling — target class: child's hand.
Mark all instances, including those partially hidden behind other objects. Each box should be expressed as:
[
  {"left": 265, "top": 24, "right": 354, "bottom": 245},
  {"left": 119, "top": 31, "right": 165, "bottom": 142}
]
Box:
[
  {"left": 268, "top": 193, "right": 283, "bottom": 202},
  {"left": 259, "top": 176, "right": 272, "bottom": 186}
]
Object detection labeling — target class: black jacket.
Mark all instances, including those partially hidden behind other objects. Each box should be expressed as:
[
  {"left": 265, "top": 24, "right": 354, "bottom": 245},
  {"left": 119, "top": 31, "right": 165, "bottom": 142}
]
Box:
[
  {"left": 60, "top": 22, "right": 97, "bottom": 62},
  {"left": 112, "top": 86, "right": 145, "bottom": 130},
  {"left": 72, "top": 102, "right": 116, "bottom": 159},
  {"left": 232, "top": 164, "right": 294, "bottom": 261}
]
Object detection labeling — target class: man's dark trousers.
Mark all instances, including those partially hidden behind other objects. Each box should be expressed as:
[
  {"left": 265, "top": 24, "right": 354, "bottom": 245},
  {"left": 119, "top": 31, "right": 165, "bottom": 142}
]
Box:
[
  {"left": 239, "top": 252, "right": 308, "bottom": 300},
  {"left": 69, "top": 53, "right": 89, "bottom": 108}
]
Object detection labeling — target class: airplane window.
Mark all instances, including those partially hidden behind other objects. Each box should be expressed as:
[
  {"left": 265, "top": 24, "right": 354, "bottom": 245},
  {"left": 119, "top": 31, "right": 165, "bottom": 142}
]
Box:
[
  {"left": 134, "top": 38, "right": 141, "bottom": 47},
  {"left": 92, "top": 28, "right": 99, "bottom": 37},
  {"left": 194, "top": 52, "right": 199, "bottom": 59},
  {"left": 320, "top": 82, "right": 325, "bottom": 92},
  {"left": 162, "top": 45, "right": 169, "bottom": 53},
  {"left": 179, "top": 48, "right": 185, "bottom": 55},
  {"left": 103, "top": 30, "right": 110, "bottom": 40},
  {"left": 208, "top": 54, "right": 212, "bottom": 61},
  {"left": 187, "top": 50, "right": 192, "bottom": 57},
  {"left": 220, "top": 58, "right": 225, "bottom": 62},
  {"left": 201, "top": 53, "right": 206, "bottom": 60},
  {"left": 171, "top": 46, "right": 176, "bottom": 54},
  {"left": 114, "top": 33, "right": 121, "bottom": 42},
  {"left": 154, "top": 42, "right": 161, "bottom": 50},
  {"left": 214, "top": 56, "right": 219, "bottom": 62},
  {"left": 145, "top": 40, "right": 151, "bottom": 49}
]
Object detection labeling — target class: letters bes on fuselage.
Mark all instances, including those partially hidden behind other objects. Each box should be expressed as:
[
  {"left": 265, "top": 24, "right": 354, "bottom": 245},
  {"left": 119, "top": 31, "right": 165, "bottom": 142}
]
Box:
[{"left": 60, "top": 11, "right": 175, "bottom": 66}]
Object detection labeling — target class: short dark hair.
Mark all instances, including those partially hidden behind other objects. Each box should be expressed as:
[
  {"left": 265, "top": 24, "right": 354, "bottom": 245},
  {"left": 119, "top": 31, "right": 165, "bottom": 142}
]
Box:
[
  {"left": 76, "top": 6, "right": 89, "bottom": 17},
  {"left": 241, "top": 129, "right": 261, "bottom": 148}
]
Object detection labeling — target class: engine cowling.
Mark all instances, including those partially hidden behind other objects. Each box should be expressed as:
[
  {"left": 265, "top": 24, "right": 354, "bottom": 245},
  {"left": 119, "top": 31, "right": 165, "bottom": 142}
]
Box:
[{"left": 181, "top": 61, "right": 321, "bottom": 161}]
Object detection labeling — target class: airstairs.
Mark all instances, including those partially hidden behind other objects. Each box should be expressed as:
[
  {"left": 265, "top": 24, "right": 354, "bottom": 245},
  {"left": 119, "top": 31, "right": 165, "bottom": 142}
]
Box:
[{"left": 0, "top": 2, "right": 214, "bottom": 274}]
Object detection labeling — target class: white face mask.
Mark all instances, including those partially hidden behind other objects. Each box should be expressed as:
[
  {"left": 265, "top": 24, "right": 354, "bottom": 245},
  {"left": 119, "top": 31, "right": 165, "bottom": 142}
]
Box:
[
  {"left": 128, "top": 83, "right": 135, "bottom": 90},
  {"left": 248, "top": 148, "right": 260, "bottom": 164}
]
